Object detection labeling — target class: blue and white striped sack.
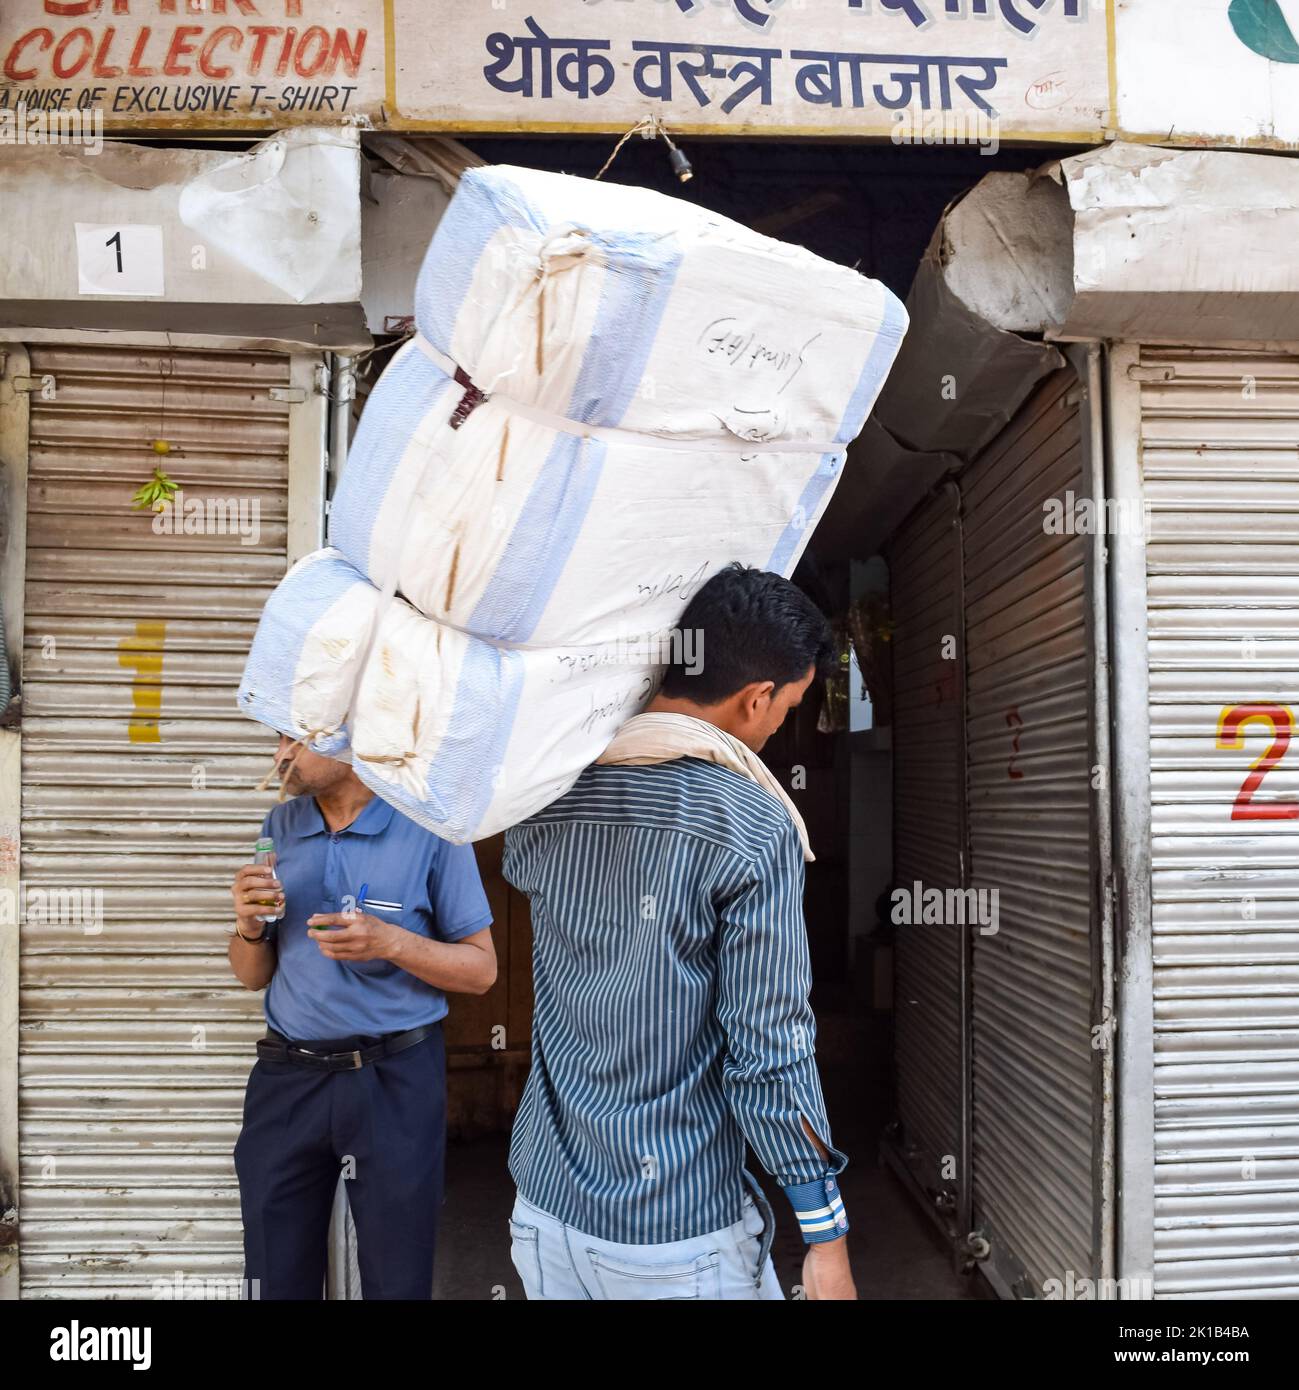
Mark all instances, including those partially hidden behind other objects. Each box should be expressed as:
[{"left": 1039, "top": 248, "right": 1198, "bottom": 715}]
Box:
[
  {"left": 237, "top": 547, "right": 374, "bottom": 762},
  {"left": 328, "top": 164, "right": 908, "bottom": 649},
  {"left": 240, "top": 165, "right": 907, "bottom": 841},
  {"left": 238, "top": 547, "right": 662, "bottom": 842}
]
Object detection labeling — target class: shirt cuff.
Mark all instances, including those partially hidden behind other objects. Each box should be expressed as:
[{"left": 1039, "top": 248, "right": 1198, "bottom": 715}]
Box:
[{"left": 782, "top": 1175, "right": 849, "bottom": 1244}]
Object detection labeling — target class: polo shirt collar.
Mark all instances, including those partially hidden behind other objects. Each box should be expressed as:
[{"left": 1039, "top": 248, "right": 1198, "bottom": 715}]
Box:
[
  {"left": 345, "top": 795, "right": 395, "bottom": 836},
  {"left": 289, "top": 792, "right": 395, "bottom": 838}
]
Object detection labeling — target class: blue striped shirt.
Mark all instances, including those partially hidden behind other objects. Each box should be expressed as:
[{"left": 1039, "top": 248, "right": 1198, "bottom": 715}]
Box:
[{"left": 502, "top": 757, "right": 846, "bottom": 1245}]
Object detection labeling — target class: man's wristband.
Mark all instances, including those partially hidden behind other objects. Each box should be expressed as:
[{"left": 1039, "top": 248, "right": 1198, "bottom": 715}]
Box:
[
  {"left": 782, "top": 1175, "right": 849, "bottom": 1244},
  {"left": 234, "top": 923, "right": 271, "bottom": 944}
]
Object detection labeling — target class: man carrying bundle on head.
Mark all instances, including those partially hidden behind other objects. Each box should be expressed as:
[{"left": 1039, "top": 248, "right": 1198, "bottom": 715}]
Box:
[{"left": 502, "top": 563, "right": 855, "bottom": 1301}]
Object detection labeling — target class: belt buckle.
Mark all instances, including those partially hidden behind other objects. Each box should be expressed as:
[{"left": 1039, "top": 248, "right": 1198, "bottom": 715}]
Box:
[
  {"left": 312, "top": 1047, "right": 365, "bottom": 1069},
  {"left": 307, "top": 1047, "right": 365, "bottom": 1070}
]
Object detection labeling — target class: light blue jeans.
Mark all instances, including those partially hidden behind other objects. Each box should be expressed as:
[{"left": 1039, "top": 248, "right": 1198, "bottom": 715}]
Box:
[{"left": 508, "top": 1189, "right": 785, "bottom": 1301}]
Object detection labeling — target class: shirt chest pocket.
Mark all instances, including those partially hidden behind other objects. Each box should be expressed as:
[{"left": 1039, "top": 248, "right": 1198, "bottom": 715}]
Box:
[
  {"left": 346, "top": 894, "right": 407, "bottom": 977},
  {"left": 361, "top": 894, "right": 405, "bottom": 923}
]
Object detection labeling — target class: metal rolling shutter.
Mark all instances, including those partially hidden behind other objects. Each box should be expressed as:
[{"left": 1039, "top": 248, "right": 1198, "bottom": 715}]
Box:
[
  {"left": 888, "top": 488, "right": 964, "bottom": 1206},
  {"left": 961, "top": 366, "right": 1105, "bottom": 1294},
  {"left": 1138, "top": 346, "right": 1299, "bottom": 1299},
  {"left": 19, "top": 344, "right": 290, "bottom": 1297}
]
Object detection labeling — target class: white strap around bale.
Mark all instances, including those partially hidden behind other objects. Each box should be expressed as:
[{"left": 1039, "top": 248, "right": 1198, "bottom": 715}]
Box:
[{"left": 413, "top": 332, "right": 844, "bottom": 459}]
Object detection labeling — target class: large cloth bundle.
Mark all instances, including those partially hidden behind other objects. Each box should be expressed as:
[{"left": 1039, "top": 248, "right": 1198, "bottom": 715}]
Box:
[
  {"left": 238, "top": 547, "right": 653, "bottom": 840},
  {"left": 240, "top": 164, "right": 907, "bottom": 841}
]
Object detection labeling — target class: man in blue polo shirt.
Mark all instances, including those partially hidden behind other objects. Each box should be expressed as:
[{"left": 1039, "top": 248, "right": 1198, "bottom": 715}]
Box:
[{"left": 228, "top": 734, "right": 495, "bottom": 1300}]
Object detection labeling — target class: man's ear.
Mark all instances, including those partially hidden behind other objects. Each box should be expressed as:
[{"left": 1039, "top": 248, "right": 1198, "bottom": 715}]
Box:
[{"left": 738, "top": 680, "right": 775, "bottom": 717}]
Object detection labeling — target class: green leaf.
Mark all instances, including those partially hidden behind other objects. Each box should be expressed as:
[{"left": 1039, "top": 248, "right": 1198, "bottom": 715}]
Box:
[
  {"left": 1229, "top": 0, "right": 1299, "bottom": 63},
  {"left": 131, "top": 466, "right": 180, "bottom": 511}
]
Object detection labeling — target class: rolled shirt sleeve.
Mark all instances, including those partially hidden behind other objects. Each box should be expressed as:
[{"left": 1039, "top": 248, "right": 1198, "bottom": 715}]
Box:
[{"left": 714, "top": 815, "right": 849, "bottom": 1243}]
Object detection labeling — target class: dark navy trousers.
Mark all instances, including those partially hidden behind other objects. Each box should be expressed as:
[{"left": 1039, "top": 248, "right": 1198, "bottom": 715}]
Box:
[{"left": 234, "top": 1024, "right": 447, "bottom": 1300}]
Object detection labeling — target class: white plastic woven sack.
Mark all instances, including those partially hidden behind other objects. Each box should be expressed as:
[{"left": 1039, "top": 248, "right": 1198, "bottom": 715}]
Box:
[
  {"left": 238, "top": 547, "right": 659, "bottom": 841},
  {"left": 236, "top": 547, "right": 372, "bottom": 761},
  {"left": 328, "top": 163, "right": 908, "bottom": 648},
  {"left": 240, "top": 164, "right": 907, "bottom": 841}
]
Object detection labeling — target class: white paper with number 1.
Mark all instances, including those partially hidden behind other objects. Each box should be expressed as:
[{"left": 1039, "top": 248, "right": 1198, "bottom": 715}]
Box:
[{"left": 75, "top": 223, "right": 164, "bottom": 296}]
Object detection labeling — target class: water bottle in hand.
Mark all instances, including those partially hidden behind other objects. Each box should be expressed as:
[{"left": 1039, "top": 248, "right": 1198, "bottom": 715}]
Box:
[{"left": 252, "top": 836, "right": 282, "bottom": 924}]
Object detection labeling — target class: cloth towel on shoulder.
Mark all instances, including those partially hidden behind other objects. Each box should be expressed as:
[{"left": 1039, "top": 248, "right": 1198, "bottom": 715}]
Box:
[{"left": 595, "top": 712, "right": 813, "bottom": 863}]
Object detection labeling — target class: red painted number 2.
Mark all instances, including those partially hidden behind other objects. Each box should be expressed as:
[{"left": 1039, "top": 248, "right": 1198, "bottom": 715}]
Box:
[{"left": 1215, "top": 704, "right": 1299, "bottom": 821}]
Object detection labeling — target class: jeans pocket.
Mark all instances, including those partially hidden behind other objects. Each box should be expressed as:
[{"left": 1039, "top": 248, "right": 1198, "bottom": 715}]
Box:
[
  {"left": 509, "top": 1219, "right": 544, "bottom": 1299},
  {"left": 588, "top": 1249, "right": 722, "bottom": 1301},
  {"left": 741, "top": 1195, "right": 765, "bottom": 1240}
]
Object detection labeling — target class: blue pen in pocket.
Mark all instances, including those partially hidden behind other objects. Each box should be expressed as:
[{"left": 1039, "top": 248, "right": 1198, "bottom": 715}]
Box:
[{"left": 323, "top": 883, "right": 366, "bottom": 931}]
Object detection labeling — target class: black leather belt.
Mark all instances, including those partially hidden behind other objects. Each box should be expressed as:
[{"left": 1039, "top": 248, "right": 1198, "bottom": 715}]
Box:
[{"left": 256, "top": 1022, "right": 438, "bottom": 1072}]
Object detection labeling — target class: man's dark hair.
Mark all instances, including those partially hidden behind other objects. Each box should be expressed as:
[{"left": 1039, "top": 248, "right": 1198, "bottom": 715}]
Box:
[{"left": 660, "top": 563, "right": 836, "bottom": 704}]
